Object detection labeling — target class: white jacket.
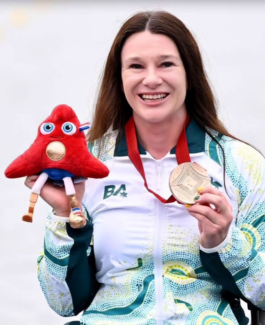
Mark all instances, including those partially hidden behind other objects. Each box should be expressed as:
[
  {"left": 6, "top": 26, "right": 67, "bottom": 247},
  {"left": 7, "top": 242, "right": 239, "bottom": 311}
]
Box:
[{"left": 38, "top": 119, "right": 265, "bottom": 325}]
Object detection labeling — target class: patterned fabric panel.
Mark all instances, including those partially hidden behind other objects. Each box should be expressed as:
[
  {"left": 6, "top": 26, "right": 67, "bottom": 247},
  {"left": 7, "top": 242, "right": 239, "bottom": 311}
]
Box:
[
  {"left": 88, "top": 130, "right": 118, "bottom": 162},
  {"left": 38, "top": 213, "right": 74, "bottom": 316},
  {"left": 205, "top": 133, "right": 265, "bottom": 310}
]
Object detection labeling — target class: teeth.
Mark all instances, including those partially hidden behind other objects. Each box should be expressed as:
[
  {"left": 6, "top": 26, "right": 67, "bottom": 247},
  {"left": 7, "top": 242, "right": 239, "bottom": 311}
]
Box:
[{"left": 141, "top": 94, "right": 167, "bottom": 100}]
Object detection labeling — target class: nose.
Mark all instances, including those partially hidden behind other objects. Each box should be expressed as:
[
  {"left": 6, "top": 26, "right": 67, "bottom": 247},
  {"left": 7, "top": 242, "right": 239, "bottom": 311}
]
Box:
[{"left": 142, "top": 67, "right": 162, "bottom": 88}]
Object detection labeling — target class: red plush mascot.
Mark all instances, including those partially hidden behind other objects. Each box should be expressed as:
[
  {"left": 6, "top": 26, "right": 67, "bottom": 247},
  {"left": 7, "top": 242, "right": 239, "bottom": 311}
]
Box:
[{"left": 5, "top": 104, "right": 109, "bottom": 228}]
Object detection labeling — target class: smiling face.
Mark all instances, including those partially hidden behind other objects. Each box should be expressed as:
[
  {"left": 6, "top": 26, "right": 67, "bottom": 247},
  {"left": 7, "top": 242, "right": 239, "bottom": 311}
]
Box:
[{"left": 121, "top": 30, "right": 187, "bottom": 127}]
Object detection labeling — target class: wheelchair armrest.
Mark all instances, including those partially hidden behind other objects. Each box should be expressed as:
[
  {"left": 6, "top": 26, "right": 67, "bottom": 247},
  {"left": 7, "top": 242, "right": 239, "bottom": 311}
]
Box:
[
  {"left": 250, "top": 308, "right": 265, "bottom": 325},
  {"left": 259, "top": 309, "right": 265, "bottom": 324}
]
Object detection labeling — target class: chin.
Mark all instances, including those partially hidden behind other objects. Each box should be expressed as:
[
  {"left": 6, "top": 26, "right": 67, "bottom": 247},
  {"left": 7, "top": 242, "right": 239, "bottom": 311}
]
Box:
[
  {"left": 150, "top": 109, "right": 181, "bottom": 121},
  {"left": 142, "top": 115, "right": 170, "bottom": 124}
]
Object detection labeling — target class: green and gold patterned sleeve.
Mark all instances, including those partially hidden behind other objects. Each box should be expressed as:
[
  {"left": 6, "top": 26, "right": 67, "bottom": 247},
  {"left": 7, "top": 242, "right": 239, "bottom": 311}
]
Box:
[
  {"left": 37, "top": 208, "right": 94, "bottom": 316},
  {"left": 201, "top": 140, "right": 265, "bottom": 310}
]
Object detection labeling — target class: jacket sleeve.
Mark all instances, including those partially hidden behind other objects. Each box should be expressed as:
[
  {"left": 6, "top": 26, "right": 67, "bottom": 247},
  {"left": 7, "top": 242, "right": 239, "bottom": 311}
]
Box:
[
  {"left": 37, "top": 207, "right": 95, "bottom": 316},
  {"left": 201, "top": 142, "right": 265, "bottom": 310}
]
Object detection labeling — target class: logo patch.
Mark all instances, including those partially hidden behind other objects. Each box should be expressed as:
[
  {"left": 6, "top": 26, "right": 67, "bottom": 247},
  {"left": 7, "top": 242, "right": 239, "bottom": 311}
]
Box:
[{"left": 103, "top": 184, "right": 128, "bottom": 199}]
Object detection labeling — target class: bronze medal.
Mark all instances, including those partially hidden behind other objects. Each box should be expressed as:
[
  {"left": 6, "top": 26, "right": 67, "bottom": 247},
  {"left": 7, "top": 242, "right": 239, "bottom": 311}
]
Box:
[{"left": 169, "top": 162, "right": 211, "bottom": 204}]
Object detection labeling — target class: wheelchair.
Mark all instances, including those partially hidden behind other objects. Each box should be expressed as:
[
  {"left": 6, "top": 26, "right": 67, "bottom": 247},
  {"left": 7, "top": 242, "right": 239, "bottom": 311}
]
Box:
[{"left": 250, "top": 307, "right": 265, "bottom": 325}]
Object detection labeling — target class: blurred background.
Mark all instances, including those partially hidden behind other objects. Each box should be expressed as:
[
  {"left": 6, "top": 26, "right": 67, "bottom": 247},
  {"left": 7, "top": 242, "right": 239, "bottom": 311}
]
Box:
[{"left": 0, "top": 0, "right": 264, "bottom": 324}]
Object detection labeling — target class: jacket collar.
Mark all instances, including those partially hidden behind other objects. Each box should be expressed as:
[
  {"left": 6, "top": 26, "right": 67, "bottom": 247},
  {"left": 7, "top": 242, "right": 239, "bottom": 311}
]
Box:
[{"left": 114, "top": 118, "right": 205, "bottom": 157}]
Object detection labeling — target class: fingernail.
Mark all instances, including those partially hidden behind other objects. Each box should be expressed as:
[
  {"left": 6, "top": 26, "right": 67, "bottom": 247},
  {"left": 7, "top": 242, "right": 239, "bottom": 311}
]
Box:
[
  {"left": 194, "top": 196, "right": 200, "bottom": 201},
  {"left": 198, "top": 187, "right": 204, "bottom": 193},
  {"left": 185, "top": 203, "right": 192, "bottom": 208}
]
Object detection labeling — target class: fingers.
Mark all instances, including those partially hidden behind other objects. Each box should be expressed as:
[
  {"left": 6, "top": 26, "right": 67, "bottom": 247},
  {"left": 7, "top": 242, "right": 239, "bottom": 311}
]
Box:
[
  {"left": 194, "top": 193, "right": 232, "bottom": 215},
  {"left": 188, "top": 210, "right": 217, "bottom": 231},
  {"left": 186, "top": 186, "right": 233, "bottom": 248},
  {"left": 194, "top": 186, "right": 232, "bottom": 214},
  {"left": 24, "top": 175, "right": 39, "bottom": 189},
  {"left": 188, "top": 210, "right": 230, "bottom": 248},
  {"left": 187, "top": 204, "right": 220, "bottom": 224},
  {"left": 25, "top": 175, "right": 84, "bottom": 192},
  {"left": 186, "top": 186, "right": 233, "bottom": 226},
  {"left": 198, "top": 185, "right": 222, "bottom": 196},
  {"left": 187, "top": 203, "right": 232, "bottom": 226},
  {"left": 74, "top": 181, "right": 85, "bottom": 191}
]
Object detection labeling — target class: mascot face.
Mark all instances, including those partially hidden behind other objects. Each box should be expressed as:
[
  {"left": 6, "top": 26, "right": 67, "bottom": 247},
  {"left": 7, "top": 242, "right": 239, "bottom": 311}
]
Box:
[
  {"left": 38, "top": 106, "right": 85, "bottom": 162},
  {"left": 36, "top": 104, "right": 88, "bottom": 152},
  {"left": 39, "top": 106, "right": 83, "bottom": 139}
]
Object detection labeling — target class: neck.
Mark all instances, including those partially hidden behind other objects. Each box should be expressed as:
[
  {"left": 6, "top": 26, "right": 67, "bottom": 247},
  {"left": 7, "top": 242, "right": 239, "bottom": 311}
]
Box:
[{"left": 133, "top": 110, "right": 187, "bottom": 159}]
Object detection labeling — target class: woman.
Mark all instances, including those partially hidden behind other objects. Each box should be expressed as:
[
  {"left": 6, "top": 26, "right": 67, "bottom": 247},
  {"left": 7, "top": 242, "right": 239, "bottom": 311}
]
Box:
[{"left": 26, "top": 10, "right": 265, "bottom": 325}]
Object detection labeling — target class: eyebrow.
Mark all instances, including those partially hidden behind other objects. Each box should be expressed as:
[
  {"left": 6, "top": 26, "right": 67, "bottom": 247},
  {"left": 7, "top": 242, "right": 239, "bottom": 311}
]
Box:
[
  {"left": 158, "top": 55, "right": 179, "bottom": 60},
  {"left": 124, "top": 55, "right": 180, "bottom": 63}
]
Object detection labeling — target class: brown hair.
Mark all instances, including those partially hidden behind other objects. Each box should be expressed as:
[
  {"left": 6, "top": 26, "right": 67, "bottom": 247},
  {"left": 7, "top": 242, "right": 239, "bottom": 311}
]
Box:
[{"left": 87, "top": 10, "right": 241, "bottom": 144}]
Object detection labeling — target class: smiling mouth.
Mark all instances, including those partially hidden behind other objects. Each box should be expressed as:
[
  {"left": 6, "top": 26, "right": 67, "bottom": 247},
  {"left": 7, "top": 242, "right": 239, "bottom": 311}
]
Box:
[{"left": 138, "top": 93, "right": 169, "bottom": 102}]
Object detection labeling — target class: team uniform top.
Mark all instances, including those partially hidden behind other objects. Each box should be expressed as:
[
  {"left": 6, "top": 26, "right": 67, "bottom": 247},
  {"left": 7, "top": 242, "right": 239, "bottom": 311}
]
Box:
[{"left": 37, "top": 119, "right": 265, "bottom": 325}]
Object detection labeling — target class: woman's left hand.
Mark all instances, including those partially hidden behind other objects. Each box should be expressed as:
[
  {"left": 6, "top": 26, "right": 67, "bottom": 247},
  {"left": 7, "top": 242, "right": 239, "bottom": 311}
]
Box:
[{"left": 185, "top": 186, "right": 233, "bottom": 249}]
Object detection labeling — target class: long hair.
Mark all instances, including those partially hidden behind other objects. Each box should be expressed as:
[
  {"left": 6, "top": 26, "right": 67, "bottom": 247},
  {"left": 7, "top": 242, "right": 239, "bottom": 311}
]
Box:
[{"left": 87, "top": 10, "right": 236, "bottom": 142}]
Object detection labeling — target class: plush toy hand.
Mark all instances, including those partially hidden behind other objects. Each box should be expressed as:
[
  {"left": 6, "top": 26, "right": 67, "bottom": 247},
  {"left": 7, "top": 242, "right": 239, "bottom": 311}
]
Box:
[
  {"left": 25, "top": 175, "right": 85, "bottom": 217},
  {"left": 185, "top": 186, "right": 233, "bottom": 249}
]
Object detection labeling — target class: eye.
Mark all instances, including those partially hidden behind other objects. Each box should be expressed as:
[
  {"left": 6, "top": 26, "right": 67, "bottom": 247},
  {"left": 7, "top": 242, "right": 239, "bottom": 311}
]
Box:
[
  {"left": 130, "top": 64, "right": 143, "bottom": 69},
  {"left": 61, "top": 122, "right": 76, "bottom": 135},
  {"left": 161, "top": 62, "right": 174, "bottom": 68},
  {"left": 40, "top": 123, "right": 55, "bottom": 135}
]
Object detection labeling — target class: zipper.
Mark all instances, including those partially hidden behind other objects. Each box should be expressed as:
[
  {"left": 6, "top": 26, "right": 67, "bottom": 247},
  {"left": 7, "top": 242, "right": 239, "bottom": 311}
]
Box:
[
  {"left": 156, "top": 160, "right": 161, "bottom": 191},
  {"left": 153, "top": 198, "right": 164, "bottom": 325}
]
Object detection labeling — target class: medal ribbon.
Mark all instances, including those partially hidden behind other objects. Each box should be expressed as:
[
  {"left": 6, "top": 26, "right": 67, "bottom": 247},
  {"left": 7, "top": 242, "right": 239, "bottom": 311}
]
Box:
[{"left": 125, "top": 115, "right": 191, "bottom": 203}]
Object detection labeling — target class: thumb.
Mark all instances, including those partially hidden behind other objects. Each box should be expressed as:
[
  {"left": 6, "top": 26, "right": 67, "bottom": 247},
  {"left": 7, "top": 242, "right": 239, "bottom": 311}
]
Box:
[{"left": 24, "top": 175, "right": 39, "bottom": 189}]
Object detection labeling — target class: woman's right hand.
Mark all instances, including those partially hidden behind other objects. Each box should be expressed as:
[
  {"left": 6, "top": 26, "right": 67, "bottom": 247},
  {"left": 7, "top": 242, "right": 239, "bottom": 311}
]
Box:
[{"left": 24, "top": 175, "right": 85, "bottom": 217}]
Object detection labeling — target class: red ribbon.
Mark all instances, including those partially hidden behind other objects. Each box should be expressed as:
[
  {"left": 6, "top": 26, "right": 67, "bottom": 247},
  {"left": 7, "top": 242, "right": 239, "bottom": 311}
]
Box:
[{"left": 125, "top": 115, "right": 191, "bottom": 203}]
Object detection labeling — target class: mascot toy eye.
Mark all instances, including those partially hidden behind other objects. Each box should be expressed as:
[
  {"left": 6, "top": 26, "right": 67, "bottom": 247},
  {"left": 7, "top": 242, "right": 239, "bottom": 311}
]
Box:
[{"left": 4, "top": 104, "right": 109, "bottom": 229}]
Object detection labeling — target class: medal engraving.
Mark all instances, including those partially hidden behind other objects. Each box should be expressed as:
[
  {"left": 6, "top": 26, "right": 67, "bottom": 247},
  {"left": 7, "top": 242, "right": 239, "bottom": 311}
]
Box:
[
  {"left": 169, "top": 162, "right": 211, "bottom": 204},
  {"left": 46, "top": 141, "right": 66, "bottom": 161}
]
